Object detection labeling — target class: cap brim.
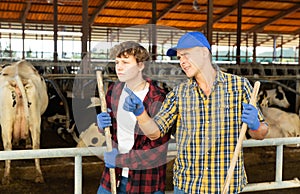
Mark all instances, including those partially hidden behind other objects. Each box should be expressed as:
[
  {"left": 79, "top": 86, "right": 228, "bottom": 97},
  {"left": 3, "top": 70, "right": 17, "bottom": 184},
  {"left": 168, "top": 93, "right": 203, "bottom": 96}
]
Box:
[{"left": 166, "top": 47, "right": 177, "bottom": 56}]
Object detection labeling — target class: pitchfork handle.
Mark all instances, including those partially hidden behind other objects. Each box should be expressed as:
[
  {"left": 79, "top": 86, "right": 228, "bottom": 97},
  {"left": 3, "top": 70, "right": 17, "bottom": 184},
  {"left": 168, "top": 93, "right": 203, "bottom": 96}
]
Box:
[
  {"left": 96, "top": 70, "right": 117, "bottom": 194},
  {"left": 221, "top": 81, "right": 261, "bottom": 194}
]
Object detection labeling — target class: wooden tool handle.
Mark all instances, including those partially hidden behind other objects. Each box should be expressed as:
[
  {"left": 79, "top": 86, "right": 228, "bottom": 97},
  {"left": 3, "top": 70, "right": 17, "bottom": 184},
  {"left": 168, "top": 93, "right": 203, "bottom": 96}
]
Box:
[
  {"left": 221, "top": 81, "right": 261, "bottom": 194},
  {"left": 96, "top": 70, "right": 117, "bottom": 194}
]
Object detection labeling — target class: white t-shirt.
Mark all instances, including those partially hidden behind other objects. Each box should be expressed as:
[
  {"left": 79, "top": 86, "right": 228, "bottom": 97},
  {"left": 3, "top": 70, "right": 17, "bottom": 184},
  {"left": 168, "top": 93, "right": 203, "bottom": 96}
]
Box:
[{"left": 117, "top": 85, "right": 149, "bottom": 177}]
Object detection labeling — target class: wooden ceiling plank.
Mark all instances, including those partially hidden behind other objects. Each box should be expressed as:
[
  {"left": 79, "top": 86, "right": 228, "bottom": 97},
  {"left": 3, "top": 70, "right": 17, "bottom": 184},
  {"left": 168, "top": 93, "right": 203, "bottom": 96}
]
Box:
[
  {"left": 152, "top": 0, "right": 183, "bottom": 23},
  {"left": 88, "top": 0, "right": 111, "bottom": 26},
  {"left": 248, "top": 4, "right": 300, "bottom": 33},
  {"left": 0, "top": 0, "right": 299, "bottom": 48}
]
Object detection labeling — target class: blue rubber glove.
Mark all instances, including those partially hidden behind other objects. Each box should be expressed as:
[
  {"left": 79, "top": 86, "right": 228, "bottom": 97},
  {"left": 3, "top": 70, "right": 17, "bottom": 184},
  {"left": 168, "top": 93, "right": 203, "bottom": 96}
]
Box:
[
  {"left": 242, "top": 102, "right": 260, "bottom": 130},
  {"left": 97, "top": 112, "right": 112, "bottom": 132},
  {"left": 104, "top": 148, "right": 118, "bottom": 168},
  {"left": 123, "top": 87, "right": 145, "bottom": 116}
]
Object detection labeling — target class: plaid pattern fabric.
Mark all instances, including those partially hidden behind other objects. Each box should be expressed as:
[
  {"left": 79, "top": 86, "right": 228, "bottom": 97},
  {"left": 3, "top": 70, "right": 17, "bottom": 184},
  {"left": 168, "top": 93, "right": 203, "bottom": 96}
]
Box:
[
  {"left": 154, "top": 70, "right": 264, "bottom": 194},
  {"left": 99, "top": 78, "right": 171, "bottom": 194}
]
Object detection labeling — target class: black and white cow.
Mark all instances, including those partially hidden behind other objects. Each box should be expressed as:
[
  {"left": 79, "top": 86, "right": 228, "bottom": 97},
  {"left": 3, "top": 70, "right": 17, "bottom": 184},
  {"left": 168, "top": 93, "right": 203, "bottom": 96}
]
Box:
[
  {"left": 259, "top": 92, "right": 300, "bottom": 147},
  {"left": 75, "top": 97, "right": 105, "bottom": 148},
  {"left": 257, "top": 86, "right": 290, "bottom": 109}
]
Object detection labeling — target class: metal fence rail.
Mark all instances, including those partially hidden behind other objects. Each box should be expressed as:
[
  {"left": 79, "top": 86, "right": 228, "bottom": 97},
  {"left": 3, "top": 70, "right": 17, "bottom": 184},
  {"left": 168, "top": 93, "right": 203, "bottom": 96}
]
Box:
[
  {"left": 1, "top": 137, "right": 300, "bottom": 193},
  {"left": 0, "top": 146, "right": 106, "bottom": 194},
  {"left": 241, "top": 137, "right": 300, "bottom": 192}
]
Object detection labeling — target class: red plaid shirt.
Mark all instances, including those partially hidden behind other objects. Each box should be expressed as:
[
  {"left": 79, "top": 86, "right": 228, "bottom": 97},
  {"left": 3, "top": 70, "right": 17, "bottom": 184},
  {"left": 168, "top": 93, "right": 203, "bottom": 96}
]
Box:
[{"left": 99, "top": 78, "right": 171, "bottom": 194}]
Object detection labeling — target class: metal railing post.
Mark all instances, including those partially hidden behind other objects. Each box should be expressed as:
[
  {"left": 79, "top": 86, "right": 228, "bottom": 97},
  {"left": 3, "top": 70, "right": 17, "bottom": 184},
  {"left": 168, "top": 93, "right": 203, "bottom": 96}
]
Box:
[
  {"left": 275, "top": 145, "right": 283, "bottom": 182},
  {"left": 74, "top": 155, "right": 82, "bottom": 194}
]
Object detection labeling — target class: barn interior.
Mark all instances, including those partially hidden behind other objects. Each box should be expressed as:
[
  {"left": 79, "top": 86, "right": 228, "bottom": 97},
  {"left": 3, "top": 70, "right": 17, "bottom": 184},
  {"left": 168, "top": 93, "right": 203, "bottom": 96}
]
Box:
[{"left": 0, "top": 0, "right": 300, "bottom": 194}]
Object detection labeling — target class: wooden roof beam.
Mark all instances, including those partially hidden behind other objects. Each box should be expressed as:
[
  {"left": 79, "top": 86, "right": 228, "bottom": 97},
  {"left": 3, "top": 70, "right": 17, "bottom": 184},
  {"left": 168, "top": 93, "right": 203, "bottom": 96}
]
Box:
[
  {"left": 89, "top": 0, "right": 111, "bottom": 26},
  {"left": 276, "top": 35, "right": 298, "bottom": 47},
  {"left": 149, "top": 0, "right": 183, "bottom": 23},
  {"left": 199, "top": 0, "right": 251, "bottom": 31},
  {"left": 256, "top": 35, "right": 274, "bottom": 46},
  {"left": 20, "top": 1, "right": 31, "bottom": 24},
  {"left": 293, "top": 27, "right": 300, "bottom": 35},
  {"left": 248, "top": 4, "right": 300, "bottom": 33}
]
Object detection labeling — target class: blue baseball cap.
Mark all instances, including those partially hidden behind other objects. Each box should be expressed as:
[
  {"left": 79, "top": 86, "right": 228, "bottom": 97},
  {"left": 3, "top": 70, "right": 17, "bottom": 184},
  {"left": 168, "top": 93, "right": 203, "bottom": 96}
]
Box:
[{"left": 166, "top": 31, "right": 211, "bottom": 56}]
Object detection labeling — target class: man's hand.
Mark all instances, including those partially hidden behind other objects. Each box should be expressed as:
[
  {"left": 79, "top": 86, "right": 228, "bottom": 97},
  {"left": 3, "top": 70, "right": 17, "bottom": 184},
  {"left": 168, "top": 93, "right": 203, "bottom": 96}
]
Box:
[
  {"left": 104, "top": 148, "right": 119, "bottom": 168},
  {"left": 97, "top": 112, "right": 112, "bottom": 132},
  {"left": 242, "top": 102, "right": 260, "bottom": 130},
  {"left": 123, "top": 87, "right": 145, "bottom": 116}
]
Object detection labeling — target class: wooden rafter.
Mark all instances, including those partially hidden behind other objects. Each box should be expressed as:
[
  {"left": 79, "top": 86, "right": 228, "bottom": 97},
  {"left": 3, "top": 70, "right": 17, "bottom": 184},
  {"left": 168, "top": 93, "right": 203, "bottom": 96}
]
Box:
[
  {"left": 248, "top": 4, "right": 300, "bottom": 33},
  {"left": 152, "top": 0, "right": 183, "bottom": 23},
  {"left": 20, "top": 1, "right": 31, "bottom": 24},
  {"left": 88, "top": 0, "right": 111, "bottom": 26}
]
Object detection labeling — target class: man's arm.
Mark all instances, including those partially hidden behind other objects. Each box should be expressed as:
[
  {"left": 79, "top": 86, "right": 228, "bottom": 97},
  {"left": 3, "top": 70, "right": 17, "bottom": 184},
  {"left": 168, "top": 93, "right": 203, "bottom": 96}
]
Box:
[
  {"left": 136, "top": 110, "right": 161, "bottom": 140},
  {"left": 123, "top": 87, "right": 161, "bottom": 140},
  {"left": 248, "top": 122, "right": 269, "bottom": 140},
  {"left": 242, "top": 102, "right": 269, "bottom": 140}
]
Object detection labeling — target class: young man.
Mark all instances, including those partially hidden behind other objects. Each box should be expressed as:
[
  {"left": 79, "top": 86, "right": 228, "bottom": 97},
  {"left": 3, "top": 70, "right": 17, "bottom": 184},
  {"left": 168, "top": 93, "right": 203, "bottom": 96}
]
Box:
[
  {"left": 96, "top": 41, "right": 171, "bottom": 194},
  {"left": 122, "top": 32, "right": 269, "bottom": 194}
]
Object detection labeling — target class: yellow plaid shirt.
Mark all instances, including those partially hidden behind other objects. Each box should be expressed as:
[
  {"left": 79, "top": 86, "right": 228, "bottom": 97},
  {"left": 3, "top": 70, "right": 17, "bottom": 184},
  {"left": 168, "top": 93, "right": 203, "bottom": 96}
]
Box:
[{"left": 154, "top": 70, "right": 264, "bottom": 194}]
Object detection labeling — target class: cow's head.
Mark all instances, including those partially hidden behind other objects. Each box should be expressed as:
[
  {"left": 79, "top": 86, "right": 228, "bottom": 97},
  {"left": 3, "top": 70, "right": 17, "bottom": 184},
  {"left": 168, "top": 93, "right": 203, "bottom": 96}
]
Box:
[
  {"left": 258, "top": 86, "right": 290, "bottom": 109},
  {"left": 272, "top": 86, "right": 290, "bottom": 108}
]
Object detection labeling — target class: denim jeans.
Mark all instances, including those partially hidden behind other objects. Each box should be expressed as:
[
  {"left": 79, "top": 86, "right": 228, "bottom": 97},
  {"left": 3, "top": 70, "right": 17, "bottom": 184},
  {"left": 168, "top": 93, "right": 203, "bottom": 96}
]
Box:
[
  {"left": 174, "top": 186, "right": 187, "bottom": 194},
  {"left": 97, "top": 176, "right": 164, "bottom": 194},
  {"left": 97, "top": 185, "right": 111, "bottom": 194}
]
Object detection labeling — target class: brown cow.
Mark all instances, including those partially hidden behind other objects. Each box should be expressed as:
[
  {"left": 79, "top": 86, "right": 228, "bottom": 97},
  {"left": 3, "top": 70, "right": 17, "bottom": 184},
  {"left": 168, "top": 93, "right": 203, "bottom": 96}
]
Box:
[{"left": 0, "top": 60, "right": 48, "bottom": 184}]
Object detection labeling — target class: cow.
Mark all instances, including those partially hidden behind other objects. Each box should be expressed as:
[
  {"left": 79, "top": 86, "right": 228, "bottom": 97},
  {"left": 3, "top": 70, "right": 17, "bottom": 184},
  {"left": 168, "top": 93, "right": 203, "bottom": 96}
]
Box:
[
  {"left": 259, "top": 95, "right": 300, "bottom": 147},
  {"left": 75, "top": 97, "right": 105, "bottom": 148},
  {"left": 257, "top": 86, "right": 290, "bottom": 109},
  {"left": 76, "top": 122, "right": 106, "bottom": 148},
  {"left": 42, "top": 91, "right": 102, "bottom": 148},
  {"left": 0, "top": 60, "right": 48, "bottom": 184},
  {"left": 41, "top": 84, "right": 77, "bottom": 144}
]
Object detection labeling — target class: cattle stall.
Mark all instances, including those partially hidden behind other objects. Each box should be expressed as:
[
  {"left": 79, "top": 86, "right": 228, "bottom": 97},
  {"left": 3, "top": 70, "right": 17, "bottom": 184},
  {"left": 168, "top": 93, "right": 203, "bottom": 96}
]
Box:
[{"left": 1, "top": 60, "right": 300, "bottom": 194}]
